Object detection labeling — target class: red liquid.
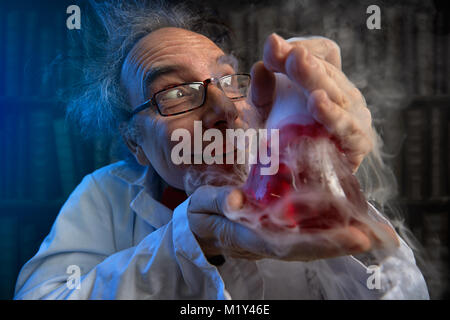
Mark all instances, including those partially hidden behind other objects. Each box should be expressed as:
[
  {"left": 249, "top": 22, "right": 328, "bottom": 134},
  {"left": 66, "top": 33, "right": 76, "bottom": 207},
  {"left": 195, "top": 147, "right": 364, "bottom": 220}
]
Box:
[{"left": 242, "top": 123, "right": 367, "bottom": 233}]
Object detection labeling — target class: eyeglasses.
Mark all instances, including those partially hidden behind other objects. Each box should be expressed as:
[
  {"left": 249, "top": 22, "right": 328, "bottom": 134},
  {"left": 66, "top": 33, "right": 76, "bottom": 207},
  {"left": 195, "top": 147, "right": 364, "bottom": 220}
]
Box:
[{"left": 130, "top": 73, "right": 251, "bottom": 117}]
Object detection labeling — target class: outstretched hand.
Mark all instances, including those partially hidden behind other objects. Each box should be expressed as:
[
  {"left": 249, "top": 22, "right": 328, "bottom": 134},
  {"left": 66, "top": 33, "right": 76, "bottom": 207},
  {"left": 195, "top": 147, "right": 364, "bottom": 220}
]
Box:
[
  {"left": 188, "top": 186, "right": 399, "bottom": 262},
  {"left": 250, "top": 34, "right": 374, "bottom": 172}
]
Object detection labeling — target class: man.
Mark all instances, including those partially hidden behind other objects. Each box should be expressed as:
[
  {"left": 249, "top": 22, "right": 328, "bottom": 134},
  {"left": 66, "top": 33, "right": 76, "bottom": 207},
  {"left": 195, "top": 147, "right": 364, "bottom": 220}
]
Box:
[{"left": 14, "top": 1, "right": 428, "bottom": 299}]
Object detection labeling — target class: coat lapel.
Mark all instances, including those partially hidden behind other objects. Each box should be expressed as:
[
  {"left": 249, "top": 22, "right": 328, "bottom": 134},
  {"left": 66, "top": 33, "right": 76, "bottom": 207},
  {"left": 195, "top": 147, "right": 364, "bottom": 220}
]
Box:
[{"left": 110, "top": 160, "right": 173, "bottom": 229}]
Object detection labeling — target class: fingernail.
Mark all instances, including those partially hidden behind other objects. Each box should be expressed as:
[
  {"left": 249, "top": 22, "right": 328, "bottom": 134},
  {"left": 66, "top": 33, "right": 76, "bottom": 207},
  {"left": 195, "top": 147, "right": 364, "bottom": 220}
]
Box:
[
  {"left": 226, "top": 189, "right": 244, "bottom": 211},
  {"left": 272, "top": 33, "right": 290, "bottom": 56}
]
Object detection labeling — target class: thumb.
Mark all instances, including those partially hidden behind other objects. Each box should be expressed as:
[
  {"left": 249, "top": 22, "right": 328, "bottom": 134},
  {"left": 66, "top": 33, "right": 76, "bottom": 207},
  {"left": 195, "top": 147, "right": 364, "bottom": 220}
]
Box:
[
  {"left": 250, "top": 61, "right": 275, "bottom": 120},
  {"left": 189, "top": 185, "right": 245, "bottom": 216}
]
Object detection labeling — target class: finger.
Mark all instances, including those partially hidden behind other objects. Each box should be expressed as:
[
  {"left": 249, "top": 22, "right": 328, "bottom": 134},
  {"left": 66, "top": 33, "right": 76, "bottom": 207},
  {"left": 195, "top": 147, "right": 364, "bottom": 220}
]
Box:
[
  {"left": 264, "top": 34, "right": 362, "bottom": 110},
  {"left": 341, "top": 225, "right": 373, "bottom": 253},
  {"left": 285, "top": 46, "right": 348, "bottom": 106},
  {"left": 263, "top": 33, "right": 363, "bottom": 110},
  {"left": 250, "top": 61, "right": 276, "bottom": 117},
  {"left": 351, "top": 219, "right": 400, "bottom": 249},
  {"left": 189, "top": 185, "right": 245, "bottom": 216},
  {"left": 279, "top": 225, "right": 372, "bottom": 261},
  {"left": 262, "top": 33, "right": 292, "bottom": 74},
  {"left": 263, "top": 33, "right": 342, "bottom": 74},
  {"left": 221, "top": 222, "right": 272, "bottom": 259},
  {"left": 306, "top": 90, "right": 373, "bottom": 169},
  {"left": 313, "top": 225, "right": 372, "bottom": 258},
  {"left": 188, "top": 213, "right": 227, "bottom": 254},
  {"left": 286, "top": 35, "right": 342, "bottom": 70},
  {"left": 189, "top": 212, "right": 269, "bottom": 260}
]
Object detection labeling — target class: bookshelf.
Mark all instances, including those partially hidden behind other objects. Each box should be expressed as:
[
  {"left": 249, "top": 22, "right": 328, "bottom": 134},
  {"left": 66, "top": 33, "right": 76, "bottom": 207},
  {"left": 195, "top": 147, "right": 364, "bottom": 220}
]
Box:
[
  {"left": 398, "top": 96, "right": 450, "bottom": 299},
  {"left": 0, "top": 0, "right": 112, "bottom": 299},
  {"left": 0, "top": 0, "right": 448, "bottom": 300}
]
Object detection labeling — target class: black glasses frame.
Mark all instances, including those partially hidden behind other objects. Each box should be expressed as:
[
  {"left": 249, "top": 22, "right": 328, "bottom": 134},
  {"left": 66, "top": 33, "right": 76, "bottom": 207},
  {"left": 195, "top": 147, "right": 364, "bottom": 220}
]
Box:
[{"left": 130, "top": 73, "right": 251, "bottom": 117}]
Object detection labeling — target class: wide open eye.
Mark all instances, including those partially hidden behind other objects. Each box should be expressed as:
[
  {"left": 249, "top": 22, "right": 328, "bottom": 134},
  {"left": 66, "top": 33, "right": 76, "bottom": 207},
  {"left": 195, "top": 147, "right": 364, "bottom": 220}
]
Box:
[
  {"left": 162, "top": 86, "right": 193, "bottom": 101},
  {"left": 156, "top": 83, "right": 204, "bottom": 115}
]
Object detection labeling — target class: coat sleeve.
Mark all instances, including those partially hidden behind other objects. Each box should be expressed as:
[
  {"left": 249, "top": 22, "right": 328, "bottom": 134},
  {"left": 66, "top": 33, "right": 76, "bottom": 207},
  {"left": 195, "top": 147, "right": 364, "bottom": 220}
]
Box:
[
  {"left": 313, "top": 204, "right": 430, "bottom": 300},
  {"left": 13, "top": 174, "right": 227, "bottom": 300}
]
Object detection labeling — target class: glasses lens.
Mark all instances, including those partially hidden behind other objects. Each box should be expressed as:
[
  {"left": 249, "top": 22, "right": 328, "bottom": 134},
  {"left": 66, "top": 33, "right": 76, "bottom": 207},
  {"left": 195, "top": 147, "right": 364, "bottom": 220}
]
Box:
[
  {"left": 220, "top": 74, "right": 250, "bottom": 99},
  {"left": 155, "top": 83, "right": 204, "bottom": 116}
]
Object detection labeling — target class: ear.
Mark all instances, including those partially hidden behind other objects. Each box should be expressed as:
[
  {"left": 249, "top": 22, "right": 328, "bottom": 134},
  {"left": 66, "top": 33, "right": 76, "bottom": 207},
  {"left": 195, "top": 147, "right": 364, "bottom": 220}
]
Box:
[{"left": 120, "top": 123, "right": 151, "bottom": 166}]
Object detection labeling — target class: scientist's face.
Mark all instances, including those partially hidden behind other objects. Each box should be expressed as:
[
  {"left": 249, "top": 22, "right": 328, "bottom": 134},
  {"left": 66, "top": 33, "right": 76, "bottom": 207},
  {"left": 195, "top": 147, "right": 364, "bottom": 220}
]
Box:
[{"left": 121, "top": 27, "right": 253, "bottom": 190}]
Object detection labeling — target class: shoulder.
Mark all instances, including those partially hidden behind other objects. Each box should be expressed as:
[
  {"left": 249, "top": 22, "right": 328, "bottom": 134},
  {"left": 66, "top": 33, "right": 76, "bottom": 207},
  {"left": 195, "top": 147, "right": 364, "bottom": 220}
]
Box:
[
  {"left": 67, "top": 160, "right": 146, "bottom": 209},
  {"left": 89, "top": 160, "right": 147, "bottom": 192}
]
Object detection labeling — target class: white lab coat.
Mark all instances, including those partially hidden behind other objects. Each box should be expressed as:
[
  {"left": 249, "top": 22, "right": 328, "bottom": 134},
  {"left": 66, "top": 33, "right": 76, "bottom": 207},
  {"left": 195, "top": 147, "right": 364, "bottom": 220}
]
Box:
[{"left": 14, "top": 160, "right": 429, "bottom": 299}]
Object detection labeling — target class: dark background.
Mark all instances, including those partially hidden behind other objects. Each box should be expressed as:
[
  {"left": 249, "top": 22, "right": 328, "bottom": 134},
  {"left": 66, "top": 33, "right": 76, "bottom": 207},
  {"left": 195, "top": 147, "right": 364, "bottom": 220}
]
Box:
[{"left": 0, "top": 0, "right": 448, "bottom": 299}]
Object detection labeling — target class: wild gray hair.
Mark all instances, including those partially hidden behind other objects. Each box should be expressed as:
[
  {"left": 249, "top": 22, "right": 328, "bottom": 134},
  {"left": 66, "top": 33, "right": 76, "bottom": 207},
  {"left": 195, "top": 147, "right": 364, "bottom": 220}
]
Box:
[{"left": 66, "top": 0, "right": 232, "bottom": 144}]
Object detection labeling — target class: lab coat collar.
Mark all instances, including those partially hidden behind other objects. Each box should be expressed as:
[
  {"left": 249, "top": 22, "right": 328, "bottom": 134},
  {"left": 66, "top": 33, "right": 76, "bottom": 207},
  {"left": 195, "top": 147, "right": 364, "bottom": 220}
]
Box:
[
  {"left": 110, "top": 160, "right": 172, "bottom": 229},
  {"left": 109, "top": 159, "right": 150, "bottom": 188}
]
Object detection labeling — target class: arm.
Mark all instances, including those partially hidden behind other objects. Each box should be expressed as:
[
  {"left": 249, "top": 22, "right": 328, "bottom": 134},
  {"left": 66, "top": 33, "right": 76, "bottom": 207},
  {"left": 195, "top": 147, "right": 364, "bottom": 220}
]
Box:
[
  {"left": 314, "top": 204, "right": 429, "bottom": 299},
  {"left": 14, "top": 174, "right": 226, "bottom": 300},
  {"left": 187, "top": 185, "right": 429, "bottom": 299},
  {"left": 248, "top": 34, "right": 429, "bottom": 298}
]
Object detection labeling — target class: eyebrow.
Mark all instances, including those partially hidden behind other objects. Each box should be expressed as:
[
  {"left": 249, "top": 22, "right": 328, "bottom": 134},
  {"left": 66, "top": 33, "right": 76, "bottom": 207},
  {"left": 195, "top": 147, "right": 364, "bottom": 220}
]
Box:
[
  {"left": 141, "top": 54, "right": 239, "bottom": 98},
  {"left": 142, "top": 66, "right": 177, "bottom": 98}
]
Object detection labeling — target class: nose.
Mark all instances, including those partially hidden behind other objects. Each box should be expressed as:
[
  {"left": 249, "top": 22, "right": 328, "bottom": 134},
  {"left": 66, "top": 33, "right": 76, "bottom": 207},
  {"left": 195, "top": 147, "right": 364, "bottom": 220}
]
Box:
[{"left": 200, "top": 83, "right": 239, "bottom": 130}]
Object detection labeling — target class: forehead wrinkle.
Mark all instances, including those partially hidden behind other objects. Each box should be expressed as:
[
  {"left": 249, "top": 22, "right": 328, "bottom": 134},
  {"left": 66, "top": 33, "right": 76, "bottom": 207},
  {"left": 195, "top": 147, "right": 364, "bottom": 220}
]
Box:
[
  {"left": 125, "top": 27, "right": 222, "bottom": 69},
  {"left": 141, "top": 65, "right": 178, "bottom": 100},
  {"left": 134, "top": 40, "right": 222, "bottom": 84},
  {"left": 136, "top": 36, "right": 219, "bottom": 65},
  {"left": 122, "top": 28, "right": 227, "bottom": 105},
  {"left": 124, "top": 37, "right": 205, "bottom": 80}
]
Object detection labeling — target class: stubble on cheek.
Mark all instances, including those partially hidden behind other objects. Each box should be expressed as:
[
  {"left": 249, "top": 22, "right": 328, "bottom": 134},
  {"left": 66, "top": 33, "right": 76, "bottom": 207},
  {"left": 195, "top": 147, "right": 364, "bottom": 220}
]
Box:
[{"left": 137, "top": 115, "right": 169, "bottom": 167}]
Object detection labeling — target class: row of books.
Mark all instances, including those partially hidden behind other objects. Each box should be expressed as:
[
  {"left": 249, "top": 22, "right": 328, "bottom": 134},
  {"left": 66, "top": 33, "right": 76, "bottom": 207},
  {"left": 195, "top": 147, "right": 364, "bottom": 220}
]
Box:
[
  {"left": 0, "top": 3, "right": 447, "bottom": 100},
  {"left": 0, "top": 108, "right": 113, "bottom": 201},
  {"left": 0, "top": 3, "right": 96, "bottom": 300},
  {"left": 403, "top": 98, "right": 450, "bottom": 201},
  {"left": 0, "top": 4, "right": 97, "bottom": 202},
  {"left": 421, "top": 211, "right": 449, "bottom": 299},
  {"left": 225, "top": 2, "right": 449, "bottom": 96},
  {"left": 226, "top": 2, "right": 450, "bottom": 201}
]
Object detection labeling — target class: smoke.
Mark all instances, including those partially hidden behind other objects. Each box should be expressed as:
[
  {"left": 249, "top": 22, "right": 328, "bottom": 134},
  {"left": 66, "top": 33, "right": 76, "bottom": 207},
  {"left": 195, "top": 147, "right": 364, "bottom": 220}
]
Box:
[
  {"left": 183, "top": 162, "right": 248, "bottom": 196},
  {"left": 182, "top": 70, "right": 430, "bottom": 298},
  {"left": 225, "top": 129, "right": 400, "bottom": 260}
]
